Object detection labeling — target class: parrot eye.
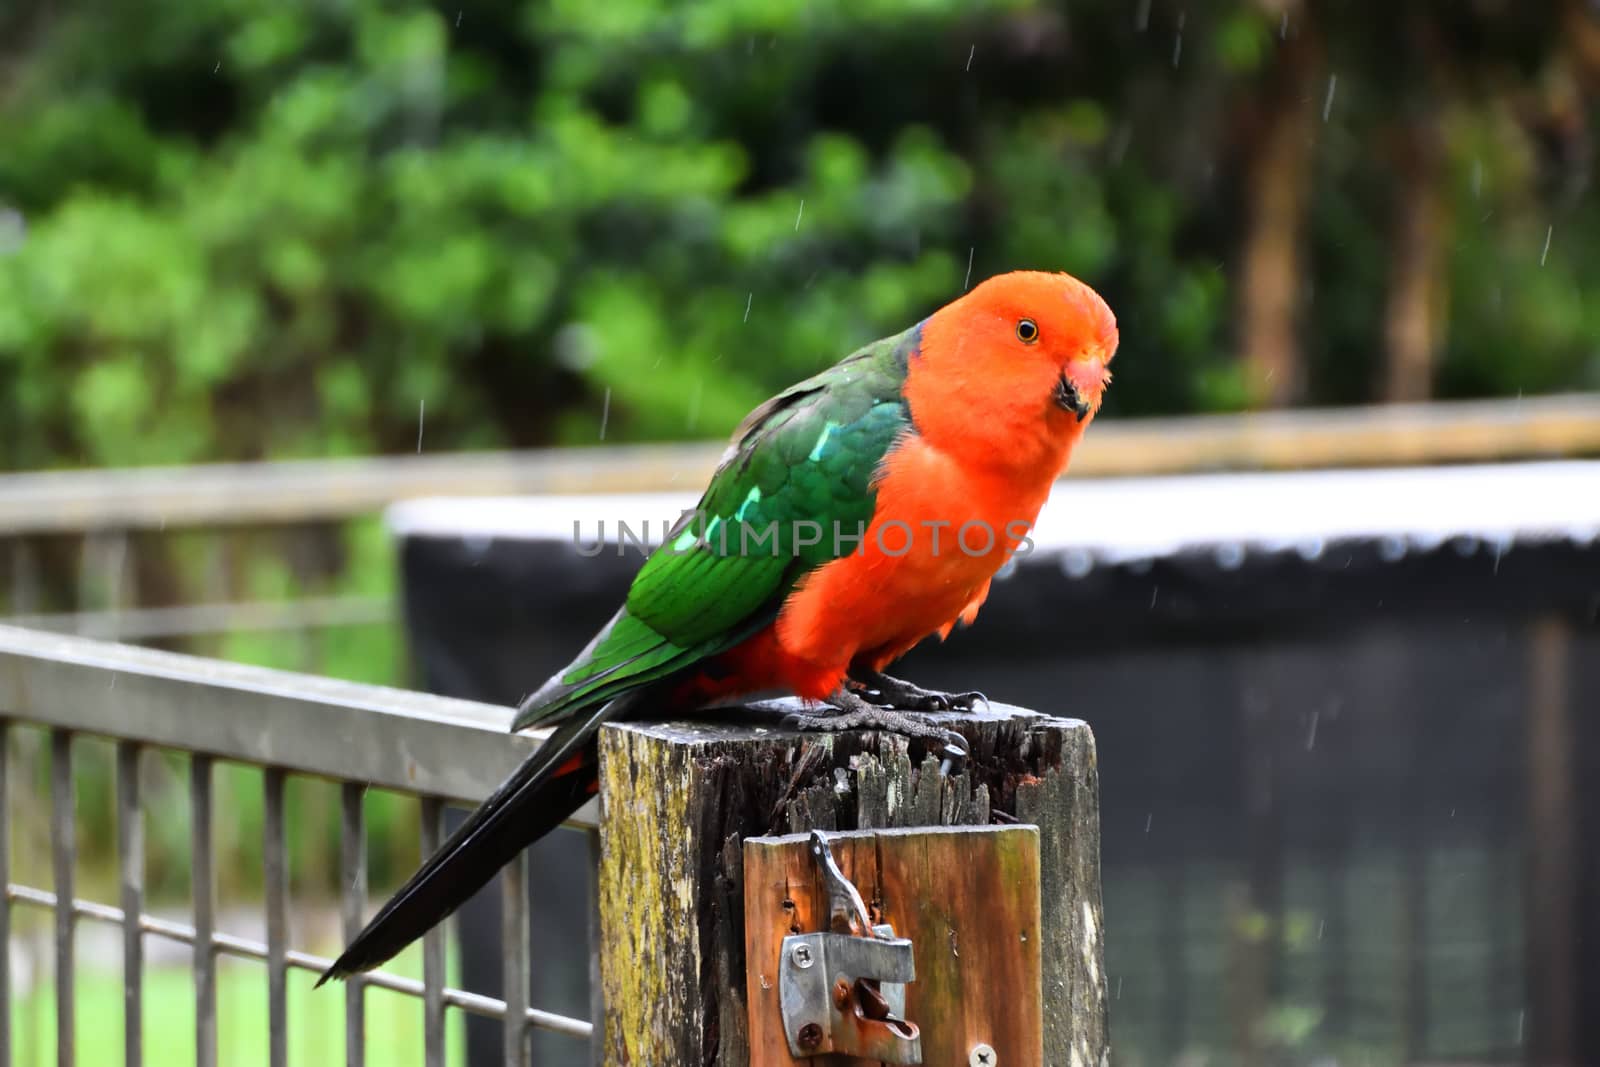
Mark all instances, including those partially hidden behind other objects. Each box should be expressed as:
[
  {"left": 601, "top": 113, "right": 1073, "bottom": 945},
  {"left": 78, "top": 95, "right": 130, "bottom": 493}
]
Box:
[{"left": 1016, "top": 318, "right": 1039, "bottom": 344}]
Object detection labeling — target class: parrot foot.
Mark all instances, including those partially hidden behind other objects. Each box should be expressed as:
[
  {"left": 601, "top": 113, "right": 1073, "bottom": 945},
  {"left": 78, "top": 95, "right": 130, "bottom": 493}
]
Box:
[
  {"left": 783, "top": 690, "right": 969, "bottom": 775},
  {"left": 848, "top": 669, "right": 989, "bottom": 713}
]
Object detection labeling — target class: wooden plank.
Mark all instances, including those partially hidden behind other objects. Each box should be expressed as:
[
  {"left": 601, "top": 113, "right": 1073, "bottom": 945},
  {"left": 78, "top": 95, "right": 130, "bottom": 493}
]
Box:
[
  {"left": 1525, "top": 617, "right": 1577, "bottom": 1065},
  {"left": 0, "top": 394, "right": 1595, "bottom": 532},
  {"left": 593, "top": 702, "right": 1107, "bottom": 1066},
  {"left": 743, "top": 825, "right": 1043, "bottom": 1065}
]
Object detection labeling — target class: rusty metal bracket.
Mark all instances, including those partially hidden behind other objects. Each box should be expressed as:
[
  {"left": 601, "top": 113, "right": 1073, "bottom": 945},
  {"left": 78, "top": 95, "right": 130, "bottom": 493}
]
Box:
[{"left": 777, "top": 831, "right": 923, "bottom": 1062}]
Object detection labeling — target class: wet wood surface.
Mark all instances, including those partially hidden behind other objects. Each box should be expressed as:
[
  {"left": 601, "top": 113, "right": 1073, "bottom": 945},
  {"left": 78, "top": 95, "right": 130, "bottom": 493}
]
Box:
[
  {"left": 743, "top": 825, "right": 1043, "bottom": 1066},
  {"left": 593, "top": 702, "right": 1106, "bottom": 1066}
]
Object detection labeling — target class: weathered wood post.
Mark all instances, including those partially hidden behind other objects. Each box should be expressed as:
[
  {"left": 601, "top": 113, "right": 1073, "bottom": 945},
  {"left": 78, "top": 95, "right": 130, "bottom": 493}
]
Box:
[{"left": 594, "top": 702, "right": 1108, "bottom": 1066}]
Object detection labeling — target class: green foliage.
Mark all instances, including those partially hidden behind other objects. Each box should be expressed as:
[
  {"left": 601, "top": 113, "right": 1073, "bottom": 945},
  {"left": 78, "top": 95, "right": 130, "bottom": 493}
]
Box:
[
  {"left": 4, "top": 0, "right": 1594, "bottom": 469},
  {"left": 8, "top": 946, "right": 466, "bottom": 1066}
]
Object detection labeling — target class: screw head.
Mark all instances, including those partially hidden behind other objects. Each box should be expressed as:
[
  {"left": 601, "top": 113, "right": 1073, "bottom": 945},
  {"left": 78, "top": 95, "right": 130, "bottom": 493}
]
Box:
[
  {"left": 790, "top": 943, "right": 814, "bottom": 969},
  {"left": 797, "top": 1022, "right": 824, "bottom": 1050},
  {"left": 969, "top": 1043, "right": 997, "bottom": 1067}
]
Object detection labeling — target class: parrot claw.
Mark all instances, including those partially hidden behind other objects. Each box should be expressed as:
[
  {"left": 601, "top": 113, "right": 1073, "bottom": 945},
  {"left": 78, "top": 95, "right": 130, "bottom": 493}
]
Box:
[
  {"left": 847, "top": 670, "right": 989, "bottom": 713},
  {"left": 783, "top": 691, "right": 969, "bottom": 777}
]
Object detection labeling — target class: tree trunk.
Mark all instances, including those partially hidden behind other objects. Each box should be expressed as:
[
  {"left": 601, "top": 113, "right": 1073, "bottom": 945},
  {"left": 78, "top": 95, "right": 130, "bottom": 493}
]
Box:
[
  {"left": 1381, "top": 120, "right": 1447, "bottom": 404},
  {"left": 1238, "top": 27, "right": 1319, "bottom": 408}
]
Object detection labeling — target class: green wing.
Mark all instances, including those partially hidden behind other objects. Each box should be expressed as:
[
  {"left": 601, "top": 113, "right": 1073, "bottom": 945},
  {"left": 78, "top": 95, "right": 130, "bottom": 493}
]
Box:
[{"left": 510, "top": 325, "right": 919, "bottom": 731}]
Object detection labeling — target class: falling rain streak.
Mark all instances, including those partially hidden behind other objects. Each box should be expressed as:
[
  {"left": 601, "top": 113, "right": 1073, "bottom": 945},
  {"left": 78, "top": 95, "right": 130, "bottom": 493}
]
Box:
[
  {"left": 964, "top": 247, "right": 975, "bottom": 290},
  {"left": 966, "top": 45, "right": 975, "bottom": 71},
  {"left": 794, "top": 199, "right": 804, "bottom": 231},
  {"left": 416, "top": 399, "right": 425, "bottom": 453},
  {"left": 744, "top": 292, "right": 752, "bottom": 322},
  {"left": 1541, "top": 224, "right": 1553, "bottom": 265},
  {"left": 685, "top": 379, "right": 702, "bottom": 431},
  {"left": 1322, "top": 75, "right": 1338, "bottom": 122},
  {"left": 599, "top": 388, "right": 611, "bottom": 440}
]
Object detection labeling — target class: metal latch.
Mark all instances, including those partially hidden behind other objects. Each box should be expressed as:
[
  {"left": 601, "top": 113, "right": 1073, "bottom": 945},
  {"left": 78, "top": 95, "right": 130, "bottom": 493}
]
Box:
[{"left": 778, "top": 831, "right": 923, "bottom": 1062}]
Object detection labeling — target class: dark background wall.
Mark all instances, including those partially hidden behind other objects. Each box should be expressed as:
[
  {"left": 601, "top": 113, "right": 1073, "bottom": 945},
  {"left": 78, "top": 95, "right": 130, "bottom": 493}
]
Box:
[{"left": 401, "top": 522, "right": 1599, "bottom": 1066}]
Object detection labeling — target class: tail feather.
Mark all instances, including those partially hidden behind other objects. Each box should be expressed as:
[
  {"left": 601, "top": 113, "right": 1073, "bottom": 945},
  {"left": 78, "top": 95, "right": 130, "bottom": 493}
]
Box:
[
  {"left": 510, "top": 604, "right": 771, "bottom": 732},
  {"left": 316, "top": 689, "right": 644, "bottom": 984},
  {"left": 321, "top": 602, "right": 773, "bottom": 983},
  {"left": 510, "top": 608, "right": 686, "bottom": 732}
]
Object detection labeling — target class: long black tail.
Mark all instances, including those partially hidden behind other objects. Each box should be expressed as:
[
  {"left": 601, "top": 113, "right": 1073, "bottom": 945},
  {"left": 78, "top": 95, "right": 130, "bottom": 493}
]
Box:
[{"left": 317, "top": 693, "right": 634, "bottom": 984}]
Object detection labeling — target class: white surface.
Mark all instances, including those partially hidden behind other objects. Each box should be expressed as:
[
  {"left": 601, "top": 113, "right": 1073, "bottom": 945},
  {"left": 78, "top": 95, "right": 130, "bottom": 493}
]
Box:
[{"left": 386, "top": 461, "right": 1600, "bottom": 564}]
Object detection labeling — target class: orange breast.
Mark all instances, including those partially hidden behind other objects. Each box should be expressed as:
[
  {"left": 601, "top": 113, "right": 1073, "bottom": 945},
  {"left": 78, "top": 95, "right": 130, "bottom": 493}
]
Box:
[{"left": 771, "top": 432, "right": 1064, "bottom": 691}]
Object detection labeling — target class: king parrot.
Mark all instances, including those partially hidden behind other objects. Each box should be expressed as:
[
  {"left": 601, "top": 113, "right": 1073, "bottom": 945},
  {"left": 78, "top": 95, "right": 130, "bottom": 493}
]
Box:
[{"left": 321, "top": 269, "right": 1119, "bottom": 982}]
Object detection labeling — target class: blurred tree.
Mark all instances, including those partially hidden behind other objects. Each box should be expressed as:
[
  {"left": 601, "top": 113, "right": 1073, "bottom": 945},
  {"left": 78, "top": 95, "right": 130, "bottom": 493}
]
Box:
[
  {"left": 1233, "top": 1, "right": 1319, "bottom": 407},
  {"left": 0, "top": 0, "right": 1596, "bottom": 471}
]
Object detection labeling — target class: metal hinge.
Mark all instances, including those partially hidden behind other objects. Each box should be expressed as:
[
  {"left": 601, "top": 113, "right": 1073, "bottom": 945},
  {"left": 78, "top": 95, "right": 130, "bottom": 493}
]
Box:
[{"left": 777, "top": 830, "right": 923, "bottom": 1063}]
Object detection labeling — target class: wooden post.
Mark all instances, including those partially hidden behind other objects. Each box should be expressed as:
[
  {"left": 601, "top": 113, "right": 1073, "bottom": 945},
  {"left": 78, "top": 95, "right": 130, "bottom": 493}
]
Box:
[{"left": 593, "top": 702, "right": 1108, "bottom": 1066}]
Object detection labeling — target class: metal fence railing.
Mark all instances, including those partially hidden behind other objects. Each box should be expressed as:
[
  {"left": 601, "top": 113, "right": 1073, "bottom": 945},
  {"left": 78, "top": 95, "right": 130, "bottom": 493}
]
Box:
[{"left": 0, "top": 622, "right": 596, "bottom": 1067}]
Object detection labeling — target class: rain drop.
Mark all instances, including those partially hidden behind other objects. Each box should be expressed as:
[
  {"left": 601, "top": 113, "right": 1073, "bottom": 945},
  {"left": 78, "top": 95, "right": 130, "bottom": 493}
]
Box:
[
  {"left": 1109, "top": 123, "right": 1132, "bottom": 165},
  {"left": 600, "top": 388, "right": 612, "bottom": 440},
  {"left": 685, "top": 379, "right": 702, "bottom": 431},
  {"left": 416, "top": 399, "right": 425, "bottom": 453},
  {"left": 0, "top": 208, "right": 25, "bottom": 255},
  {"left": 1322, "top": 74, "right": 1338, "bottom": 122},
  {"left": 794, "top": 199, "right": 805, "bottom": 231},
  {"left": 1061, "top": 549, "right": 1093, "bottom": 579},
  {"left": 966, "top": 45, "right": 975, "bottom": 71},
  {"left": 1214, "top": 542, "right": 1245, "bottom": 570}
]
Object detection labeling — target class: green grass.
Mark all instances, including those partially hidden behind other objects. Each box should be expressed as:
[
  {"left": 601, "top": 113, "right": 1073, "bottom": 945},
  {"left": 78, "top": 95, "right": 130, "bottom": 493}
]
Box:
[{"left": 7, "top": 950, "right": 467, "bottom": 1067}]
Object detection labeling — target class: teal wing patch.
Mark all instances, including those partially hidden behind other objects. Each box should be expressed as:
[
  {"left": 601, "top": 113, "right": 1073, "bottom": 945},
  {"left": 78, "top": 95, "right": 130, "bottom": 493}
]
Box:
[
  {"left": 625, "top": 330, "right": 918, "bottom": 647},
  {"left": 513, "top": 325, "right": 919, "bottom": 732}
]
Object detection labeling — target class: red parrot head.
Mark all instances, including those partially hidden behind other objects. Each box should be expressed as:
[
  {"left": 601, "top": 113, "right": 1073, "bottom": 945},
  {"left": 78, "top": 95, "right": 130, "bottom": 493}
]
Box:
[{"left": 911, "top": 270, "right": 1120, "bottom": 474}]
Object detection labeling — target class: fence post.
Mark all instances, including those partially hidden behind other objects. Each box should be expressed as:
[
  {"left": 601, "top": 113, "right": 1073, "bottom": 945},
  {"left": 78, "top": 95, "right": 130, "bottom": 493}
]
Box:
[{"left": 593, "top": 704, "right": 1108, "bottom": 1066}]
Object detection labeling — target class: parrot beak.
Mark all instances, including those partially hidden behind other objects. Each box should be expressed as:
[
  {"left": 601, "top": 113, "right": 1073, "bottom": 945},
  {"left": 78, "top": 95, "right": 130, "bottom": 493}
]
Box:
[{"left": 1053, "top": 372, "right": 1092, "bottom": 421}]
